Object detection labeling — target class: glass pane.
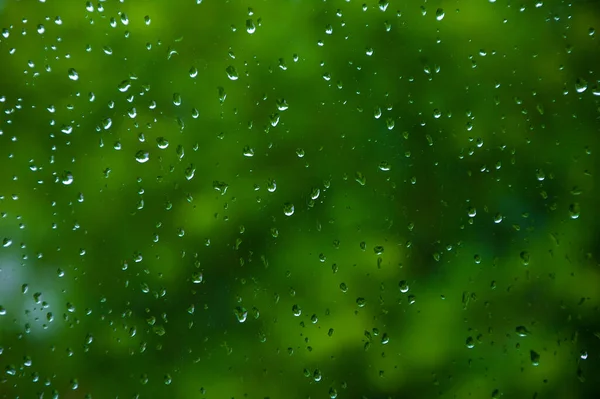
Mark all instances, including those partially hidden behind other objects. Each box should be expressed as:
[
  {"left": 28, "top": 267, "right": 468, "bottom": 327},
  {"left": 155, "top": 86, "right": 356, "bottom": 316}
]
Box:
[{"left": 1, "top": 1, "right": 598, "bottom": 398}]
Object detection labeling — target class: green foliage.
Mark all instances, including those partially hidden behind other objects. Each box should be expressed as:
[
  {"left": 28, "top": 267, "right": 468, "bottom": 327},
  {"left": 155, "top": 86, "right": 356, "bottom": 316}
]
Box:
[{"left": 0, "top": 0, "right": 599, "bottom": 398}]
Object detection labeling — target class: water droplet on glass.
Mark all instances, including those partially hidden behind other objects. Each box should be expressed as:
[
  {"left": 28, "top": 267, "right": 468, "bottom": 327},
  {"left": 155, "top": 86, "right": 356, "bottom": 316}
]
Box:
[
  {"left": 172, "top": 92, "right": 182, "bottom": 106},
  {"left": 516, "top": 326, "right": 530, "bottom": 337},
  {"left": 276, "top": 98, "right": 289, "bottom": 111},
  {"left": 246, "top": 19, "right": 256, "bottom": 34},
  {"left": 435, "top": 8, "right": 445, "bottom": 20},
  {"left": 575, "top": 78, "right": 588, "bottom": 93},
  {"left": 156, "top": 137, "right": 169, "bottom": 149},
  {"left": 283, "top": 202, "right": 295, "bottom": 216},
  {"left": 520, "top": 251, "right": 530, "bottom": 266},
  {"left": 355, "top": 171, "right": 366, "bottom": 186},
  {"left": 213, "top": 181, "right": 229, "bottom": 195},
  {"left": 118, "top": 79, "right": 131, "bottom": 92},
  {"left": 569, "top": 203, "right": 580, "bottom": 219},
  {"left": 399, "top": 280, "right": 409, "bottom": 293},
  {"left": 61, "top": 172, "right": 74, "bottom": 185},
  {"left": 467, "top": 206, "right": 477, "bottom": 217},
  {"left": 465, "top": 336, "right": 474, "bottom": 348},
  {"left": 135, "top": 150, "right": 150, "bottom": 163},
  {"left": 68, "top": 68, "right": 79, "bottom": 81},
  {"left": 310, "top": 187, "right": 320, "bottom": 200},
  {"left": 191, "top": 271, "right": 203, "bottom": 284},
  {"left": 378, "top": 161, "right": 391, "bottom": 171},
  {"left": 102, "top": 117, "right": 112, "bottom": 130},
  {"left": 226, "top": 65, "right": 239, "bottom": 80},
  {"left": 530, "top": 350, "right": 540, "bottom": 366},
  {"left": 242, "top": 146, "right": 254, "bottom": 157},
  {"left": 292, "top": 304, "right": 301, "bottom": 316},
  {"left": 234, "top": 306, "right": 247, "bottom": 322}
]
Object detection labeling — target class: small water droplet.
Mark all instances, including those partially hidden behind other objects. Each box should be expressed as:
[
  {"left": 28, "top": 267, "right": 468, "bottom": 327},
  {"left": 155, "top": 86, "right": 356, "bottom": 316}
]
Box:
[
  {"left": 68, "top": 68, "right": 79, "bottom": 81},
  {"left": 234, "top": 306, "right": 248, "bottom": 322},
  {"left": 135, "top": 150, "right": 150, "bottom": 163},
  {"left": 118, "top": 79, "right": 131, "bottom": 92},
  {"left": 242, "top": 146, "right": 254, "bottom": 157},
  {"left": 530, "top": 350, "right": 540, "bottom": 366},
  {"left": 292, "top": 304, "right": 301, "bottom": 316},
  {"left": 283, "top": 203, "right": 295, "bottom": 216},
  {"left": 516, "top": 326, "right": 530, "bottom": 337},
  {"left": 378, "top": 161, "right": 391, "bottom": 171},
  {"left": 520, "top": 251, "right": 530, "bottom": 266},
  {"left": 435, "top": 8, "right": 445, "bottom": 20},
  {"left": 156, "top": 137, "right": 169, "bottom": 149},
  {"left": 246, "top": 19, "right": 256, "bottom": 34},
  {"left": 465, "top": 336, "right": 474, "bottom": 348},
  {"left": 226, "top": 65, "right": 239, "bottom": 80},
  {"left": 575, "top": 78, "right": 588, "bottom": 93},
  {"left": 191, "top": 271, "right": 203, "bottom": 284},
  {"left": 569, "top": 203, "right": 580, "bottom": 219},
  {"left": 61, "top": 171, "right": 74, "bottom": 185},
  {"left": 399, "top": 280, "right": 409, "bottom": 293}
]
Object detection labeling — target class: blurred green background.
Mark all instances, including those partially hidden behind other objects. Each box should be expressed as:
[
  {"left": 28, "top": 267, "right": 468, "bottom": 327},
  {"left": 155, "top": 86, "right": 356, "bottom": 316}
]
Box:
[{"left": 1, "top": 0, "right": 599, "bottom": 398}]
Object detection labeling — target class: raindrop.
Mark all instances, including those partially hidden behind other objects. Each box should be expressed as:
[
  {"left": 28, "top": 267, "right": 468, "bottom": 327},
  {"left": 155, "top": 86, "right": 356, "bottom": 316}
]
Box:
[
  {"left": 234, "top": 306, "right": 248, "bottom": 322},
  {"left": 135, "top": 150, "right": 150, "bottom": 163},
  {"left": 292, "top": 304, "right": 301, "bottom": 316},
  {"left": 575, "top": 78, "right": 588, "bottom": 93},
  {"left": 156, "top": 137, "right": 169, "bottom": 149},
  {"left": 530, "top": 350, "right": 540, "bottom": 366},
  {"left": 68, "top": 68, "right": 79, "bottom": 81},
  {"left": 516, "top": 326, "right": 530, "bottom": 337},
  {"left": 493, "top": 213, "right": 503, "bottom": 224},
  {"left": 226, "top": 65, "right": 239, "bottom": 80},
  {"left": 355, "top": 172, "right": 366, "bottom": 186},
  {"left": 569, "top": 203, "right": 580, "bottom": 219},
  {"left": 246, "top": 19, "right": 256, "bottom": 34},
  {"left": 520, "top": 251, "right": 530, "bottom": 266},
  {"left": 283, "top": 203, "right": 295, "bottom": 216},
  {"left": 117, "top": 80, "right": 131, "bottom": 92},
  {"left": 435, "top": 8, "right": 445, "bottom": 20},
  {"left": 242, "top": 146, "right": 254, "bottom": 157},
  {"left": 465, "top": 336, "right": 474, "bottom": 348},
  {"left": 378, "top": 161, "right": 391, "bottom": 171},
  {"left": 191, "top": 271, "right": 203, "bottom": 284},
  {"left": 399, "top": 280, "right": 409, "bottom": 293},
  {"left": 61, "top": 171, "right": 74, "bottom": 185}
]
